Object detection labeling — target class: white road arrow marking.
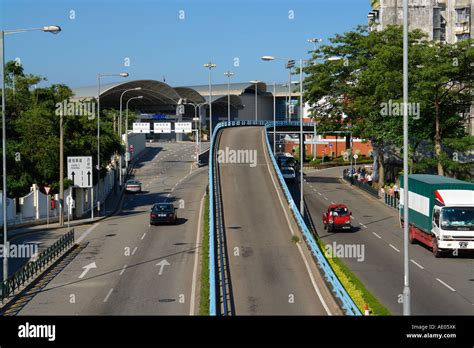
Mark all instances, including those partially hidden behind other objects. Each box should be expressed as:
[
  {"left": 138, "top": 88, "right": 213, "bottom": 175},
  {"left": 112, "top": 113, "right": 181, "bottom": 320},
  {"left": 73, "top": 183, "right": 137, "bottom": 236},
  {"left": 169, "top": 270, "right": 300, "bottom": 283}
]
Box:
[
  {"left": 156, "top": 259, "right": 170, "bottom": 275},
  {"left": 79, "top": 262, "right": 97, "bottom": 279}
]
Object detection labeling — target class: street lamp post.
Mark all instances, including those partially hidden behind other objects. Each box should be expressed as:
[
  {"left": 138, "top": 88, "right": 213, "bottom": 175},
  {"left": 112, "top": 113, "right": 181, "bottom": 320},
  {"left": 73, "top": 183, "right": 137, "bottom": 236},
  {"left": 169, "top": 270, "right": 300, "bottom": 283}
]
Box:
[
  {"left": 96, "top": 72, "right": 128, "bottom": 217},
  {"left": 402, "top": 0, "right": 411, "bottom": 316},
  {"left": 203, "top": 62, "right": 216, "bottom": 133},
  {"left": 306, "top": 38, "right": 323, "bottom": 161},
  {"left": 273, "top": 82, "right": 276, "bottom": 155},
  {"left": 119, "top": 87, "right": 141, "bottom": 188},
  {"left": 125, "top": 95, "right": 143, "bottom": 167},
  {"left": 1, "top": 25, "right": 61, "bottom": 282},
  {"left": 299, "top": 59, "right": 304, "bottom": 215},
  {"left": 261, "top": 55, "right": 308, "bottom": 215},
  {"left": 224, "top": 71, "right": 234, "bottom": 122},
  {"left": 250, "top": 80, "right": 261, "bottom": 121}
]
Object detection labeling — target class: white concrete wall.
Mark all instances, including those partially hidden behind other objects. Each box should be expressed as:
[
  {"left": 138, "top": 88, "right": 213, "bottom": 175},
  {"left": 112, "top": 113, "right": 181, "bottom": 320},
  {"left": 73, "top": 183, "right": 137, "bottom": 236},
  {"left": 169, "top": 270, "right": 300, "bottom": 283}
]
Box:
[{"left": 0, "top": 192, "right": 16, "bottom": 225}]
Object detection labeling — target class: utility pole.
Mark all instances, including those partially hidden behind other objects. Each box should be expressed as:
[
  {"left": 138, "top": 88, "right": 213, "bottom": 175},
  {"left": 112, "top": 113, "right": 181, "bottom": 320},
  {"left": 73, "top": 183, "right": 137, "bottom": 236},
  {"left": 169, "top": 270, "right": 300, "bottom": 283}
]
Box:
[{"left": 59, "top": 109, "right": 64, "bottom": 226}]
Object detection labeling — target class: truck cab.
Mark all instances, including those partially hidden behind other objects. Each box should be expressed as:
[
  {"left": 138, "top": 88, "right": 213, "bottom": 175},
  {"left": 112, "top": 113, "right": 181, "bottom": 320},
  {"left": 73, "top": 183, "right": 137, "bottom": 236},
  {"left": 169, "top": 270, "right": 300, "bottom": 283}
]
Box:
[
  {"left": 322, "top": 204, "right": 352, "bottom": 232},
  {"left": 430, "top": 190, "right": 474, "bottom": 257}
]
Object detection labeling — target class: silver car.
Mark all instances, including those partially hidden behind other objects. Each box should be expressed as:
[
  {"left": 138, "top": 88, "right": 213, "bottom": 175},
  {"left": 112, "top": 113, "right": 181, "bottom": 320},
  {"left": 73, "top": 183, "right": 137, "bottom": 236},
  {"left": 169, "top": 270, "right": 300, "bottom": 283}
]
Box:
[{"left": 125, "top": 179, "right": 142, "bottom": 193}]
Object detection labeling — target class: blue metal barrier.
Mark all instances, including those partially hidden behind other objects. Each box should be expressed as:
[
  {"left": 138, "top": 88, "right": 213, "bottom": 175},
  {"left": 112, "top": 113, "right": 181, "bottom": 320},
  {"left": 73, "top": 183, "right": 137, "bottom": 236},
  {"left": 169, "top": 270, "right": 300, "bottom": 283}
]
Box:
[{"left": 208, "top": 120, "right": 361, "bottom": 316}]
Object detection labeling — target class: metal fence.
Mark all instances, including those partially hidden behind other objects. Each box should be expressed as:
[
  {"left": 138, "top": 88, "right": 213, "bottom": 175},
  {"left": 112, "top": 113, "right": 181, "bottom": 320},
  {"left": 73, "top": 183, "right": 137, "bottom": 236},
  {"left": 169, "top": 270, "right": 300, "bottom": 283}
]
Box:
[
  {"left": 208, "top": 120, "right": 361, "bottom": 316},
  {"left": 0, "top": 229, "right": 75, "bottom": 302},
  {"left": 343, "top": 173, "right": 379, "bottom": 198},
  {"left": 384, "top": 193, "right": 399, "bottom": 209}
]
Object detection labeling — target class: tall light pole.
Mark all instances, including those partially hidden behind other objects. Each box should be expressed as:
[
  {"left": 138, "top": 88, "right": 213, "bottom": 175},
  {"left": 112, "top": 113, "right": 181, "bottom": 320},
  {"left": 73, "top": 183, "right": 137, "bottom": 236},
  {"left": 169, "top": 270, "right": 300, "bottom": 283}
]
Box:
[
  {"left": 1, "top": 25, "right": 61, "bottom": 281},
  {"left": 125, "top": 95, "right": 143, "bottom": 167},
  {"left": 402, "top": 0, "right": 411, "bottom": 316},
  {"left": 273, "top": 82, "right": 276, "bottom": 155},
  {"left": 119, "top": 87, "right": 141, "bottom": 188},
  {"left": 299, "top": 59, "right": 304, "bottom": 215},
  {"left": 224, "top": 71, "right": 234, "bottom": 122},
  {"left": 203, "top": 62, "right": 216, "bottom": 133},
  {"left": 307, "top": 39, "right": 323, "bottom": 161},
  {"left": 262, "top": 55, "right": 309, "bottom": 215},
  {"left": 96, "top": 72, "right": 128, "bottom": 217},
  {"left": 307, "top": 37, "right": 323, "bottom": 52},
  {"left": 250, "top": 80, "right": 261, "bottom": 121}
]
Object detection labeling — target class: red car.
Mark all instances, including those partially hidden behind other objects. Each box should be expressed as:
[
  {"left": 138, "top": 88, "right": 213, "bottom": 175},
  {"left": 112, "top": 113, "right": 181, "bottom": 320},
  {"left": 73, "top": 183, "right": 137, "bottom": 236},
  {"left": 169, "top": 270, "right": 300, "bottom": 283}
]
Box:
[{"left": 322, "top": 204, "right": 352, "bottom": 232}]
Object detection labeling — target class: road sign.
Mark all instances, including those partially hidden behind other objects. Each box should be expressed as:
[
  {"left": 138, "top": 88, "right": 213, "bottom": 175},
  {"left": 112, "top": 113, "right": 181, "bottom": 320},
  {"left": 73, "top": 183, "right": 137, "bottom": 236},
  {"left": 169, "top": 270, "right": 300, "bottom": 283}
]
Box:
[
  {"left": 133, "top": 122, "right": 150, "bottom": 133},
  {"left": 353, "top": 154, "right": 359, "bottom": 160},
  {"left": 154, "top": 122, "right": 171, "bottom": 133},
  {"left": 67, "top": 156, "right": 93, "bottom": 188},
  {"left": 329, "top": 143, "right": 333, "bottom": 148},
  {"left": 44, "top": 186, "right": 51, "bottom": 195},
  {"left": 175, "top": 122, "right": 192, "bottom": 133}
]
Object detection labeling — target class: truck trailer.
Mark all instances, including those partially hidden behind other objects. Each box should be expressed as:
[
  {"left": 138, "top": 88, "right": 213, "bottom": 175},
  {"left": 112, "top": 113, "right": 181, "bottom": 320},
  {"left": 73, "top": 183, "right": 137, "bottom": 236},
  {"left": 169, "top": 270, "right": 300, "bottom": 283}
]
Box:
[{"left": 399, "top": 174, "right": 474, "bottom": 257}]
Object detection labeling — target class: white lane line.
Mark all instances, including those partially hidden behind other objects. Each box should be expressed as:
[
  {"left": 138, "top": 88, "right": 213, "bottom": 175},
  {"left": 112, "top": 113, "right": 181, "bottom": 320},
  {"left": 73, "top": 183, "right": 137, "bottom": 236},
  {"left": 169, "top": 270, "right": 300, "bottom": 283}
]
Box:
[
  {"left": 436, "top": 278, "right": 456, "bottom": 292},
  {"left": 132, "top": 246, "right": 138, "bottom": 255},
  {"left": 410, "top": 259, "right": 424, "bottom": 270},
  {"left": 350, "top": 215, "right": 355, "bottom": 220},
  {"left": 190, "top": 193, "right": 205, "bottom": 316},
  {"left": 331, "top": 201, "right": 335, "bottom": 204},
  {"left": 389, "top": 244, "right": 400, "bottom": 253},
  {"left": 324, "top": 197, "right": 328, "bottom": 200},
  {"left": 103, "top": 288, "right": 114, "bottom": 302},
  {"left": 76, "top": 223, "right": 99, "bottom": 244},
  {"left": 261, "top": 133, "right": 332, "bottom": 315},
  {"left": 372, "top": 232, "right": 382, "bottom": 239},
  {"left": 119, "top": 264, "right": 128, "bottom": 275},
  {"left": 141, "top": 232, "right": 147, "bottom": 240},
  {"left": 359, "top": 222, "right": 367, "bottom": 229},
  {"left": 317, "top": 192, "right": 322, "bottom": 196}
]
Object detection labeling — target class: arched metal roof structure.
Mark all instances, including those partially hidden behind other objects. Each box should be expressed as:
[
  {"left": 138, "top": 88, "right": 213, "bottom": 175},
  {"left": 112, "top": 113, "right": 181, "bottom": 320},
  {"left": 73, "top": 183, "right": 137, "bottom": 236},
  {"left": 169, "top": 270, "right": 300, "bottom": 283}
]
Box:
[
  {"left": 174, "top": 87, "right": 206, "bottom": 104},
  {"left": 71, "top": 79, "right": 247, "bottom": 113}
]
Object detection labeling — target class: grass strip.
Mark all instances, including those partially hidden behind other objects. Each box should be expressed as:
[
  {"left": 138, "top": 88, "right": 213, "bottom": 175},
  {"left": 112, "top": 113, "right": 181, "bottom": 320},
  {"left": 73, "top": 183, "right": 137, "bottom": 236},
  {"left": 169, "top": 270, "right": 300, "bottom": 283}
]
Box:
[
  {"left": 315, "top": 238, "right": 391, "bottom": 315},
  {"left": 199, "top": 193, "right": 210, "bottom": 315}
]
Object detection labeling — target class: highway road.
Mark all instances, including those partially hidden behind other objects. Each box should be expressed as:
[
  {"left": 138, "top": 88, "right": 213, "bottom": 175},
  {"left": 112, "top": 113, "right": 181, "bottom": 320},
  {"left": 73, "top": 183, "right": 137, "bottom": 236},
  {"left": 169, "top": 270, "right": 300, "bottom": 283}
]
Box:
[
  {"left": 11, "top": 142, "right": 208, "bottom": 315},
  {"left": 290, "top": 166, "right": 474, "bottom": 315},
  {"left": 217, "top": 127, "right": 341, "bottom": 315}
]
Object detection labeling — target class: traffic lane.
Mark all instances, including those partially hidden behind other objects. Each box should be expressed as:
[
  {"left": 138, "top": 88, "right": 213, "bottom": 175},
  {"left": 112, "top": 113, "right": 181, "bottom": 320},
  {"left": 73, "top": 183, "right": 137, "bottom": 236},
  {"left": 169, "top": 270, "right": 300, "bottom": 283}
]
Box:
[
  {"left": 299, "top": 168, "right": 473, "bottom": 314},
  {"left": 219, "top": 127, "right": 330, "bottom": 315},
  {"left": 306, "top": 167, "right": 474, "bottom": 308},
  {"left": 17, "top": 142, "right": 202, "bottom": 315},
  {"left": 103, "top": 168, "right": 207, "bottom": 315}
]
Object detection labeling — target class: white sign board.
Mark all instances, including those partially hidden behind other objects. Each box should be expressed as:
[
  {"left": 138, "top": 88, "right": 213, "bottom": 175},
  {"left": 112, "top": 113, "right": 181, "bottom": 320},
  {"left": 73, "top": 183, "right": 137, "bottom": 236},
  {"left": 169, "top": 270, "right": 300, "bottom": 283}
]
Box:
[
  {"left": 154, "top": 122, "right": 172, "bottom": 133},
  {"left": 133, "top": 122, "right": 151, "bottom": 133},
  {"left": 175, "top": 122, "right": 192, "bottom": 134},
  {"left": 67, "top": 156, "right": 93, "bottom": 188}
]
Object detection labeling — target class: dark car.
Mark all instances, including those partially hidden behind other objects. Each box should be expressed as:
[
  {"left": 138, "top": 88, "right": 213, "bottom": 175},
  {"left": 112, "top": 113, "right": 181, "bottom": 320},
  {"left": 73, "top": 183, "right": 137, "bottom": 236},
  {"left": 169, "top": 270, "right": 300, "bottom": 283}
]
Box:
[{"left": 150, "top": 203, "right": 177, "bottom": 225}]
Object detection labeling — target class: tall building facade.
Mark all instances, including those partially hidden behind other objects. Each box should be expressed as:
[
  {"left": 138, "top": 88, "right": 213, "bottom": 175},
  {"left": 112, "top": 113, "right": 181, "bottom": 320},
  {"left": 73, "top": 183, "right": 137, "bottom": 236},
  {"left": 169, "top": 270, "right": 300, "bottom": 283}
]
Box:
[
  {"left": 369, "top": 0, "right": 474, "bottom": 136},
  {"left": 369, "top": 0, "right": 473, "bottom": 43}
]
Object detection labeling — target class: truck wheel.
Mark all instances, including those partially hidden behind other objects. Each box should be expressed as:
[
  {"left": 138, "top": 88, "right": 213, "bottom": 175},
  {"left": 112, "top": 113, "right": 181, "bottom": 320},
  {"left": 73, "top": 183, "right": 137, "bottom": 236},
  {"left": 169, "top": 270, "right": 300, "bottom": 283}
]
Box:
[
  {"left": 409, "top": 229, "right": 416, "bottom": 244},
  {"left": 432, "top": 237, "right": 443, "bottom": 258}
]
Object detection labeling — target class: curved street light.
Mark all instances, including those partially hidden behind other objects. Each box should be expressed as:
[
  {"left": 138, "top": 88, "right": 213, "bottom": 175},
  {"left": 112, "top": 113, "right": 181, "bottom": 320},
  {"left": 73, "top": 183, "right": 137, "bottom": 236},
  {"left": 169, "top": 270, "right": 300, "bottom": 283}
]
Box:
[
  {"left": 203, "top": 62, "right": 217, "bottom": 132},
  {"left": 1, "top": 24, "right": 62, "bottom": 282}
]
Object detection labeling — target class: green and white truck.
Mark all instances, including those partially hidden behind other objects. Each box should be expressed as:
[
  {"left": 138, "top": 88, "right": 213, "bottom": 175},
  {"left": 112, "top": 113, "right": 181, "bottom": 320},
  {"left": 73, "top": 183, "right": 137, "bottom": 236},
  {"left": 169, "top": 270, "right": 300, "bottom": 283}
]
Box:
[{"left": 399, "top": 174, "right": 474, "bottom": 257}]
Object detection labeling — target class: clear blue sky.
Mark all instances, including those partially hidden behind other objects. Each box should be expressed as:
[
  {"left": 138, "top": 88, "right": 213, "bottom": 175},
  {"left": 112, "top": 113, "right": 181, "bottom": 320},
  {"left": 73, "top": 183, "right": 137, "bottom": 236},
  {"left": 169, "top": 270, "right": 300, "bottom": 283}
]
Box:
[{"left": 1, "top": 0, "right": 370, "bottom": 89}]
